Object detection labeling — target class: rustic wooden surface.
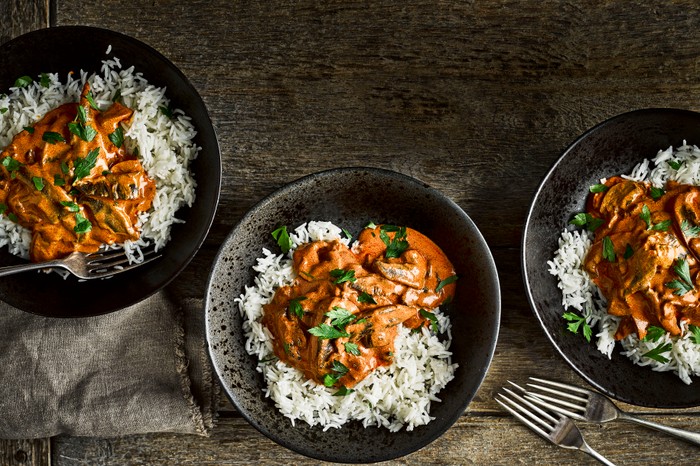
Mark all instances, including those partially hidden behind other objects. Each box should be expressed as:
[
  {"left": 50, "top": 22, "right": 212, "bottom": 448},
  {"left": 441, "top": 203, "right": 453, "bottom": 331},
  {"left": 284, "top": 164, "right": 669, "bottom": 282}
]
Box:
[{"left": 3, "top": 0, "right": 700, "bottom": 464}]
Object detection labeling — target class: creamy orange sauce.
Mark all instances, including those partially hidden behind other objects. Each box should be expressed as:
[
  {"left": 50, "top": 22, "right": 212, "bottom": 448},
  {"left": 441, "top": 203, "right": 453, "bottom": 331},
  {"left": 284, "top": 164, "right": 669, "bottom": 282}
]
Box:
[
  {"left": 0, "top": 83, "right": 155, "bottom": 262},
  {"left": 584, "top": 176, "right": 700, "bottom": 340},
  {"left": 262, "top": 225, "right": 457, "bottom": 388}
]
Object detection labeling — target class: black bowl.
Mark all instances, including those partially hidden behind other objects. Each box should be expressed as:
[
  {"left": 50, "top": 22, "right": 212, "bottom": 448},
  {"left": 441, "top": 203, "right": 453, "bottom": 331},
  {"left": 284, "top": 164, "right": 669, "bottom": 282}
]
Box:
[
  {"left": 523, "top": 108, "right": 700, "bottom": 408},
  {"left": 205, "top": 167, "right": 501, "bottom": 463},
  {"left": 0, "top": 26, "right": 220, "bottom": 317}
]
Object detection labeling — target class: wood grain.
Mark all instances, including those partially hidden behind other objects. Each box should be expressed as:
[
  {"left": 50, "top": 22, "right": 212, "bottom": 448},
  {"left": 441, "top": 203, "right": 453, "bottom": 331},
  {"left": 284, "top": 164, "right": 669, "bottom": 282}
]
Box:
[{"left": 2, "top": 0, "right": 700, "bottom": 464}]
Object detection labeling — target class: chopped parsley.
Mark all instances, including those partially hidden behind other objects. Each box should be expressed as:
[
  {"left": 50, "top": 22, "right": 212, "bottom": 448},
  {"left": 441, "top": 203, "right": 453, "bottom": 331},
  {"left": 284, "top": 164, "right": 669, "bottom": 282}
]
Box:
[
  {"left": 342, "top": 228, "right": 353, "bottom": 242},
  {"left": 308, "top": 307, "right": 356, "bottom": 340},
  {"left": 668, "top": 160, "right": 684, "bottom": 170},
  {"left": 74, "top": 213, "right": 92, "bottom": 234},
  {"left": 14, "top": 76, "right": 32, "bottom": 88},
  {"left": 323, "top": 361, "right": 349, "bottom": 387},
  {"left": 32, "top": 176, "right": 44, "bottom": 191},
  {"left": 60, "top": 201, "right": 80, "bottom": 213},
  {"left": 307, "top": 323, "right": 349, "bottom": 340},
  {"left": 642, "top": 326, "right": 666, "bottom": 342},
  {"left": 23, "top": 126, "right": 34, "bottom": 134},
  {"left": 357, "top": 292, "right": 376, "bottom": 304},
  {"left": 379, "top": 224, "right": 409, "bottom": 258},
  {"left": 665, "top": 257, "right": 694, "bottom": 296},
  {"left": 0, "top": 108, "right": 7, "bottom": 114},
  {"left": 436, "top": 274, "right": 458, "bottom": 292},
  {"left": 112, "top": 89, "right": 122, "bottom": 103},
  {"left": 681, "top": 219, "right": 700, "bottom": 238},
  {"left": 85, "top": 91, "right": 100, "bottom": 111},
  {"left": 330, "top": 268, "right": 356, "bottom": 284},
  {"left": 569, "top": 212, "right": 604, "bottom": 232},
  {"left": 623, "top": 243, "right": 634, "bottom": 259},
  {"left": 159, "top": 103, "right": 174, "bottom": 119},
  {"left": 333, "top": 386, "right": 354, "bottom": 397},
  {"left": 271, "top": 226, "right": 292, "bottom": 253},
  {"left": 364, "top": 221, "right": 377, "bottom": 229},
  {"left": 326, "top": 306, "right": 357, "bottom": 328},
  {"left": 67, "top": 122, "right": 97, "bottom": 142},
  {"left": 76, "top": 105, "right": 88, "bottom": 124},
  {"left": 419, "top": 309, "right": 439, "bottom": 333},
  {"left": 602, "top": 236, "right": 616, "bottom": 262},
  {"left": 2, "top": 156, "right": 22, "bottom": 173},
  {"left": 39, "top": 73, "right": 50, "bottom": 88},
  {"left": 589, "top": 183, "right": 608, "bottom": 193},
  {"left": 689, "top": 325, "right": 700, "bottom": 345},
  {"left": 344, "top": 342, "right": 360, "bottom": 356},
  {"left": 54, "top": 175, "right": 65, "bottom": 186},
  {"left": 288, "top": 296, "right": 306, "bottom": 319},
  {"left": 73, "top": 148, "right": 100, "bottom": 180},
  {"left": 642, "top": 342, "right": 672, "bottom": 363},
  {"left": 109, "top": 126, "right": 124, "bottom": 148},
  {"left": 42, "top": 131, "right": 66, "bottom": 144},
  {"left": 563, "top": 311, "right": 592, "bottom": 342},
  {"left": 650, "top": 186, "right": 665, "bottom": 200},
  {"left": 0, "top": 203, "right": 6, "bottom": 215}
]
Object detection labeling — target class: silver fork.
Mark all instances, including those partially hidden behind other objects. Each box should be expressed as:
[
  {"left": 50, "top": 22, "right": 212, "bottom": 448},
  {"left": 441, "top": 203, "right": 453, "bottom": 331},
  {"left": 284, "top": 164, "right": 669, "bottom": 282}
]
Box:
[
  {"left": 496, "top": 385, "right": 616, "bottom": 465},
  {"left": 0, "top": 246, "right": 160, "bottom": 279},
  {"left": 525, "top": 377, "right": 700, "bottom": 447}
]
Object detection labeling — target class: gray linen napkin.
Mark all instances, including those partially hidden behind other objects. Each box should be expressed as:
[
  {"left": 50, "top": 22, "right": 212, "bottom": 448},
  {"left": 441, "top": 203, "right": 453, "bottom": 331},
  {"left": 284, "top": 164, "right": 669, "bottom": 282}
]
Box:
[{"left": 0, "top": 290, "right": 216, "bottom": 438}]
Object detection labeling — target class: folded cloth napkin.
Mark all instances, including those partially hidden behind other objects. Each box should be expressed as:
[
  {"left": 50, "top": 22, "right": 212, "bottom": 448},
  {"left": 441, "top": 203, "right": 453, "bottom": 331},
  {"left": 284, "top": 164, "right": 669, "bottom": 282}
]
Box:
[{"left": 0, "top": 289, "right": 216, "bottom": 439}]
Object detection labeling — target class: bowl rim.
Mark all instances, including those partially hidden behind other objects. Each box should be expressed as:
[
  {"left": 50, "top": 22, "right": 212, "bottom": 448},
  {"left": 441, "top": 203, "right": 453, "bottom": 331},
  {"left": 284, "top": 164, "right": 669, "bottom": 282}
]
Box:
[{"left": 205, "top": 166, "right": 501, "bottom": 462}]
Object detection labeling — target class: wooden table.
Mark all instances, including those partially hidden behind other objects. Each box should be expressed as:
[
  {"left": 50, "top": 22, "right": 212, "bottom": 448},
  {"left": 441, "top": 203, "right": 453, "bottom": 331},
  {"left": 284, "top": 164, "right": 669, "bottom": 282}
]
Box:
[{"left": 3, "top": 1, "right": 700, "bottom": 464}]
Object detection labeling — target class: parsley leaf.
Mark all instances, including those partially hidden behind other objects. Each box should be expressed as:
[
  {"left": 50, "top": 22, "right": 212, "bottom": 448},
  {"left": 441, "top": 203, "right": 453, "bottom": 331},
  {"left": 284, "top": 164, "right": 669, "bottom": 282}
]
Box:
[
  {"left": 60, "top": 201, "right": 80, "bottom": 213},
  {"left": 14, "top": 76, "right": 32, "bottom": 88},
  {"left": 308, "top": 323, "right": 349, "bottom": 340},
  {"left": 326, "top": 306, "right": 357, "bottom": 329},
  {"left": 0, "top": 108, "right": 7, "bottom": 114},
  {"left": 85, "top": 91, "right": 100, "bottom": 111},
  {"left": 589, "top": 183, "right": 608, "bottom": 193},
  {"left": 333, "top": 386, "right": 354, "bottom": 396},
  {"left": 73, "top": 148, "right": 100, "bottom": 180},
  {"left": 23, "top": 126, "right": 34, "bottom": 134},
  {"left": 650, "top": 186, "right": 665, "bottom": 200},
  {"left": 342, "top": 228, "right": 353, "bottom": 242},
  {"left": 569, "top": 212, "right": 604, "bottom": 232},
  {"left": 2, "top": 156, "right": 22, "bottom": 172},
  {"left": 623, "top": 244, "right": 634, "bottom": 259},
  {"left": 681, "top": 219, "right": 700, "bottom": 238},
  {"left": 39, "top": 73, "right": 50, "bottom": 88},
  {"left": 651, "top": 219, "right": 671, "bottom": 232},
  {"left": 76, "top": 105, "right": 87, "bottom": 124},
  {"left": 109, "top": 126, "right": 124, "bottom": 148},
  {"left": 159, "top": 103, "right": 174, "bottom": 119},
  {"left": 271, "top": 226, "right": 292, "bottom": 253},
  {"left": 344, "top": 342, "right": 361, "bottom": 356},
  {"left": 0, "top": 203, "right": 7, "bottom": 215},
  {"left": 54, "top": 175, "right": 65, "bottom": 186},
  {"left": 379, "top": 224, "right": 409, "bottom": 258},
  {"left": 668, "top": 160, "right": 684, "bottom": 170},
  {"left": 323, "top": 361, "right": 349, "bottom": 387},
  {"left": 602, "top": 236, "right": 616, "bottom": 262},
  {"left": 563, "top": 311, "right": 592, "bottom": 342},
  {"left": 436, "top": 274, "right": 458, "bottom": 292},
  {"left": 42, "top": 131, "right": 66, "bottom": 144},
  {"left": 365, "top": 221, "right": 377, "bottom": 229},
  {"left": 288, "top": 296, "right": 306, "bottom": 319},
  {"left": 666, "top": 257, "right": 694, "bottom": 296},
  {"left": 112, "top": 89, "right": 122, "bottom": 103},
  {"left": 642, "top": 326, "right": 666, "bottom": 342},
  {"left": 67, "top": 122, "right": 97, "bottom": 142},
  {"left": 74, "top": 213, "right": 92, "bottom": 234},
  {"left": 640, "top": 204, "right": 652, "bottom": 229},
  {"left": 32, "top": 176, "right": 44, "bottom": 191},
  {"left": 419, "top": 309, "right": 439, "bottom": 333},
  {"left": 330, "top": 268, "right": 356, "bottom": 284},
  {"left": 357, "top": 292, "right": 376, "bottom": 304},
  {"left": 689, "top": 325, "right": 700, "bottom": 345},
  {"left": 642, "top": 342, "right": 672, "bottom": 363}
]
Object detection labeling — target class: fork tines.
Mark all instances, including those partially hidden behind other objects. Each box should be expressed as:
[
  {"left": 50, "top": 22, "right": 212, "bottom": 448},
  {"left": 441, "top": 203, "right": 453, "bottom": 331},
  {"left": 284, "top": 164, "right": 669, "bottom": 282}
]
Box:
[
  {"left": 524, "top": 377, "right": 589, "bottom": 421},
  {"left": 86, "top": 246, "right": 160, "bottom": 276},
  {"left": 495, "top": 385, "right": 563, "bottom": 441}
]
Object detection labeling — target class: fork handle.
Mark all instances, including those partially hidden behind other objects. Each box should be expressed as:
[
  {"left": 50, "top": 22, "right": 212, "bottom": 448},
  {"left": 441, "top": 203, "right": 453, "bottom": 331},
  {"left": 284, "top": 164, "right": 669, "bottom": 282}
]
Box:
[
  {"left": 0, "top": 261, "right": 60, "bottom": 277},
  {"left": 579, "top": 442, "right": 617, "bottom": 465},
  {"left": 619, "top": 412, "right": 700, "bottom": 446}
]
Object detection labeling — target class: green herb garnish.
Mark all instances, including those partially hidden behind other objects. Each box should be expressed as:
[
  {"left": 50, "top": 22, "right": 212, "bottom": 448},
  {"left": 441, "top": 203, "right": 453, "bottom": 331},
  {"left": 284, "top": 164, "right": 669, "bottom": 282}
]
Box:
[
  {"left": 271, "top": 226, "right": 292, "bottom": 253},
  {"left": 602, "top": 236, "right": 616, "bottom": 262},
  {"left": 0, "top": 108, "right": 7, "bottom": 114},
  {"left": 344, "top": 342, "right": 361, "bottom": 356},
  {"left": 32, "top": 176, "right": 44, "bottom": 191},
  {"left": 23, "top": 126, "right": 34, "bottom": 134},
  {"left": 7, "top": 212, "right": 18, "bottom": 223},
  {"left": 419, "top": 309, "right": 439, "bottom": 333},
  {"left": 623, "top": 244, "right": 634, "bottom": 259},
  {"left": 589, "top": 183, "right": 608, "bottom": 193},
  {"left": 689, "top": 325, "right": 700, "bottom": 345},
  {"left": 333, "top": 386, "right": 354, "bottom": 396},
  {"left": 54, "top": 175, "right": 65, "bottom": 186},
  {"left": 651, "top": 219, "right": 672, "bottom": 232},
  {"left": 642, "top": 326, "right": 666, "bottom": 342},
  {"left": 42, "top": 131, "right": 66, "bottom": 144},
  {"left": 288, "top": 296, "right": 306, "bottom": 319},
  {"left": 668, "top": 160, "right": 684, "bottom": 170},
  {"left": 308, "top": 323, "right": 349, "bottom": 340},
  {"left": 323, "top": 361, "right": 349, "bottom": 387},
  {"left": 76, "top": 105, "right": 87, "bottom": 124},
  {"left": 563, "top": 311, "right": 592, "bottom": 342},
  {"left": 379, "top": 224, "right": 409, "bottom": 258},
  {"left": 112, "top": 89, "right": 122, "bottom": 103},
  {"left": 85, "top": 91, "right": 100, "bottom": 111},
  {"left": 642, "top": 342, "right": 672, "bottom": 363},
  {"left": 666, "top": 257, "right": 695, "bottom": 295},
  {"left": 109, "top": 126, "right": 124, "bottom": 148},
  {"left": 14, "top": 76, "right": 32, "bottom": 88},
  {"left": 39, "top": 73, "right": 50, "bottom": 88},
  {"left": 436, "top": 274, "right": 458, "bottom": 292},
  {"left": 60, "top": 201, "right": 80, "bottom": 213},
  {"left": 2, "top": 156, "right": 21, "bottom": 172},
  {"left": 357, "top": 292, "right": 376, "bottom": 304},
  {"left": 682, "top": 219, "right": 700, "bottom": 238},
  {"left": 326, "top": 306, "right": 357, "bottom": 329},
  {"left": 159, "top": 103, "right": 174, "bottom": 119},
  {"left": 640, "top": 204, "right": 652, "bottom": 229},
  {"left": 67, "top": 122, "right": 97, "bottom": 142},
  {"left": 73, "top": 148, "right": 100, "bottom": 180},
  {"left": 330, "top": 268, "right": 356, "bottom": 284},
  {"left": 342, "top": 228, "right": 353, "bottom": 242},
  {"left": 0, "top": 203, "right": 7, "bottom": 215},
  {"left": 365, "top": 221, "right": 377, "bottom": 229},
  {"left": 650, "top": 187, "right": 665, "bottom": 200},
  {"left": 569, "top": 212, "right": 604, "bottom": 232},
  {"left": 74, "top": 213, "right": 92, "bottom": 234}
]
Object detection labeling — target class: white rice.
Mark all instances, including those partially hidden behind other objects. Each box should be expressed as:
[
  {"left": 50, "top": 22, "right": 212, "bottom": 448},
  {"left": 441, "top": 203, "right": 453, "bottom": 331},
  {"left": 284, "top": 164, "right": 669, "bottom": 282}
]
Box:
[
  {"left": 235, "top": 221, "right": 458, "bottom": 431},
  {"left": 548, "top": 142, "right": 700, "bottom": 384},
  {"left": 0, "top": 52, "right": 198, "bottom": 262}
]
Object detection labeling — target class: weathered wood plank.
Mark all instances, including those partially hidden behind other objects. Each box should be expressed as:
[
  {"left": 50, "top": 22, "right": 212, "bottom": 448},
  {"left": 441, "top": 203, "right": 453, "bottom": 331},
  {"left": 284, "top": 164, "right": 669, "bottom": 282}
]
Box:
[{"left": 0, "top": 3, "right": 53, "bottom": 465}]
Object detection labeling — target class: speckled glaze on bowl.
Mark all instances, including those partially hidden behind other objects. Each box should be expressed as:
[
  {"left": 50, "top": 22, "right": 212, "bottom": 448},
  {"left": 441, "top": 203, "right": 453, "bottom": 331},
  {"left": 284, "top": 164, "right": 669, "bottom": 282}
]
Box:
[
  {"left": 205, "top": 167, "right": 501, "bottom": 463},
  {"left": 523, "top": 108, "right": 700, "bottom": 408},
  {"left": 0, "top": 26, "right": 220, "bottom": 317}
]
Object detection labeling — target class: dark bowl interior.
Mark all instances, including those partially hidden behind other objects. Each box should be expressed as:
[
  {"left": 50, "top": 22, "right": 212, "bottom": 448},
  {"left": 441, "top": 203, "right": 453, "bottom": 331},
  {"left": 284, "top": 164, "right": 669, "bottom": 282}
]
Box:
[
  {"left": 206, "top": 167, "right": 501, "bottom": 463},
  {"left": 0, "top": 26, "right": 220, "bottom": 317},
  {"left": 523, "top": 108, "right": 700, "bottom": 408}
]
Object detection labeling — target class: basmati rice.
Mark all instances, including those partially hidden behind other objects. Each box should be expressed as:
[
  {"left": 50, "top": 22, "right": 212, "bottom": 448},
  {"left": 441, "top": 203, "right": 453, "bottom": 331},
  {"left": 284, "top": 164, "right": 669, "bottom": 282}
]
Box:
[
  {"left": 0, "top": 52, "right": 198, "bottom": 262},
  {"left": 548, "top": 142, "right": 700, "bottom": 384},
  {"left": 235, "top": 221, "right": 458, "bottom": 431}
]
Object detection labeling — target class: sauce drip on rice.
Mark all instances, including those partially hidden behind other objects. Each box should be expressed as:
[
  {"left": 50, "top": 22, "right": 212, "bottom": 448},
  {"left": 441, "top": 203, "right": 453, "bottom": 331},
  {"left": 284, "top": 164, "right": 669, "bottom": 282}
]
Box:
[
  {"left": 0, "top": 82, "right": 155, "bottom": 262},
  {"left": 584, "top": 176, "right": 700, "bottom": 340},
  {"left": 262, "top": 225, "right": 456, "bottom": 389}
]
